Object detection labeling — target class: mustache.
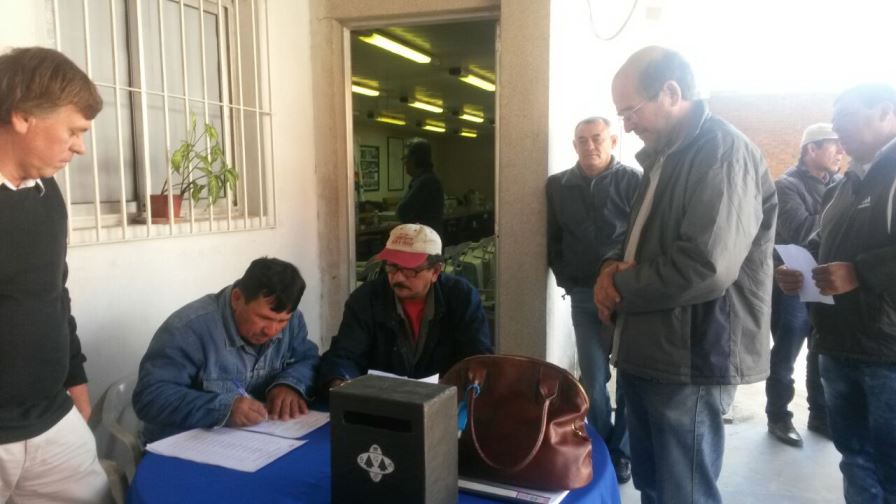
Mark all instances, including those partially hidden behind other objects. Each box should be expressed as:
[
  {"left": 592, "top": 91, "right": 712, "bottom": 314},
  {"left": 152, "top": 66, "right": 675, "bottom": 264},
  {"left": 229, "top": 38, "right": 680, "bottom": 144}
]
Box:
[{"left": 392, "top": 282, "right": 409, "bottom": 290}]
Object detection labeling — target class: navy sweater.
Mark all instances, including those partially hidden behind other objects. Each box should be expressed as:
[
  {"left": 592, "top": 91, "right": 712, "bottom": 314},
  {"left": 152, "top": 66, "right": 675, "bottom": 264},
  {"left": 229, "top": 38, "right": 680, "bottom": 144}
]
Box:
[{"left": 0, "top": 177, "right": 87, "bottom": 443}]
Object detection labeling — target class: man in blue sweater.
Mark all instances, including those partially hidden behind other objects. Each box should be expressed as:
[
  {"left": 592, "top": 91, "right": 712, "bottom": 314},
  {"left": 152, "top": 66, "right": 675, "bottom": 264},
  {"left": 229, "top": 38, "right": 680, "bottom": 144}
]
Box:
[{"left": 0, "top": 47, "right": 109, "bottom": 502}]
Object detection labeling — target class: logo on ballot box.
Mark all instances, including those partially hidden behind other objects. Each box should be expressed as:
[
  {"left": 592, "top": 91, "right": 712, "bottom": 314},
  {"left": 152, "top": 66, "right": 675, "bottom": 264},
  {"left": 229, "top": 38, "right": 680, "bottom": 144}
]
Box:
[{"left": 357, "top": 444, "right": 395, "bottom": 482}]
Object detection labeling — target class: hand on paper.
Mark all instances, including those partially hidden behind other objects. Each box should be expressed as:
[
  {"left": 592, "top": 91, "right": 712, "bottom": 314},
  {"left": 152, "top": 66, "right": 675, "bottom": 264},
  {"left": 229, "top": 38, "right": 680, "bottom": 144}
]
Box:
[
  {"left": 812, "top": 262, "right": 858, "bottom": 296},
  {"left": 226, "top": 396, "right": 268, "bottom": 427},
  {"left": 594, "top": 260, "right": 635, "bottom": 325},
  {"left": 774, "top": 265, "right": 804, "bottom": 295},
  {"left": 266, "top": 385, "right": 308, "bottom": 420}
]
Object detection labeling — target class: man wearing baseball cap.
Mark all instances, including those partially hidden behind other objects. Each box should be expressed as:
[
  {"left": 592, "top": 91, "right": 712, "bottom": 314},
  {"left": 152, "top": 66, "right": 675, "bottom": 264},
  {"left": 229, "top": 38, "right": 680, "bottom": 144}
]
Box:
[
  {"left": 766, "top": 123, "right": 843, "bottom": 447},
  {"left": 318, "top": 224, "right": 492, "bottom": 389}
]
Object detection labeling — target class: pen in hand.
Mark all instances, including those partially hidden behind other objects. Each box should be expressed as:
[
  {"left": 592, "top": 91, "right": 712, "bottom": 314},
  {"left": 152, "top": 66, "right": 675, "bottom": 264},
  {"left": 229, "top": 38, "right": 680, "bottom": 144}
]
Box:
[{"left": 230, "top": 380, "right": 268, "bottom": 423}]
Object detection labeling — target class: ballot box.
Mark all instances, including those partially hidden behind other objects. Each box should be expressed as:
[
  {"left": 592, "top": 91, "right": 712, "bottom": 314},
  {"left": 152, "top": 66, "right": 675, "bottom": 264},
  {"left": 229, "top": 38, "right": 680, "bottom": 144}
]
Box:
[{"left": 330, "top": 375, "right": 458, "bottom": 504}]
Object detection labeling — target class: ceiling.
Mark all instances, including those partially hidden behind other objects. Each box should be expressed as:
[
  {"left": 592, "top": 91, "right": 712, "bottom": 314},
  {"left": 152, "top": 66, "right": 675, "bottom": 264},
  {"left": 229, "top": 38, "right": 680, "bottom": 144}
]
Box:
[{"left": 350, "top": 20, "right": 497, "bottom": 137}]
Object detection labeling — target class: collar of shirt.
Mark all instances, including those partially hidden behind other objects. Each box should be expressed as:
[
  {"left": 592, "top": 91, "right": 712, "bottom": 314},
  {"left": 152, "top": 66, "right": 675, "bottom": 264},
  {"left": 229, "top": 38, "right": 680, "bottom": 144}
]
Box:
[{"left": 0, "top": 172, "right": 46, "bottom": 194}]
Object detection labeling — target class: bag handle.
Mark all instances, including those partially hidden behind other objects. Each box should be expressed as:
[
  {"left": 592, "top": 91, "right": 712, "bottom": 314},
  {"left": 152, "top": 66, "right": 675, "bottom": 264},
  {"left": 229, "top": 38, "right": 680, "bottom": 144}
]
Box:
[{"left": 465, "top": 366, "right": 560, "bottom": 472}]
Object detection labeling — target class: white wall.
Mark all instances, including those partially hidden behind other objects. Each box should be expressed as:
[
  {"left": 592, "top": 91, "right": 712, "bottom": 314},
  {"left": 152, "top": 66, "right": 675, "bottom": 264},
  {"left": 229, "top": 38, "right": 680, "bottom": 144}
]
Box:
[
  {"left": 1, "top": 1, "right": 320, "bottom": 401},
  {"left": 546, "top": 0, "right": 658, "bottom": 368}
]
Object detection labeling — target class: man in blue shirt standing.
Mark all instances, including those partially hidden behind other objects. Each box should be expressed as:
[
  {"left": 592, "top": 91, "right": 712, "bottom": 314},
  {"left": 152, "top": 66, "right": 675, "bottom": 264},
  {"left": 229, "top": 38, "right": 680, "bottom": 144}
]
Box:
[{"left": 134, "top": 257, "right": 320, "bottom": 443}]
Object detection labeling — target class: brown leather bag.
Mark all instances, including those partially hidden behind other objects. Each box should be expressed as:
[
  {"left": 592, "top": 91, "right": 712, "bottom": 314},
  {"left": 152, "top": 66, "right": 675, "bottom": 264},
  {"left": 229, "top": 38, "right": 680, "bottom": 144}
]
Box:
[{"left": 441, "top": 355, "right": 593, "bottom": 490}]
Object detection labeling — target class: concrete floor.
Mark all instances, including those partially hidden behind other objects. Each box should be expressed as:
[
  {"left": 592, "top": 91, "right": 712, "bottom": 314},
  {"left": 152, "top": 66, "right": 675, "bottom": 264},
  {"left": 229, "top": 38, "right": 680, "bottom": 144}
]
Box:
[{"left": 613, "top": 347, "right": 844, "bottom": 503}]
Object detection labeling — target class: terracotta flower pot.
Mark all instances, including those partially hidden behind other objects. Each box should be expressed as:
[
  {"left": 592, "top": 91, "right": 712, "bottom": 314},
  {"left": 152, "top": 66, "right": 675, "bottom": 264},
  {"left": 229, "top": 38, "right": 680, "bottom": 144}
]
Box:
[{"left": 149, "top": 194, "right": 184, "bottom": 220}]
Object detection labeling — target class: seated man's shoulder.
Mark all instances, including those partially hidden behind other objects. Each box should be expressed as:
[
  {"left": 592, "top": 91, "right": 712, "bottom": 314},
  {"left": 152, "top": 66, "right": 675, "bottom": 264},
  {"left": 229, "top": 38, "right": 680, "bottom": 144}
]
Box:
[
  {"left": 163, "top": 292, "right": 221, "bottom": 329},
  {"left": 438, "top": 273, "right": 478, "bottom": 297}
]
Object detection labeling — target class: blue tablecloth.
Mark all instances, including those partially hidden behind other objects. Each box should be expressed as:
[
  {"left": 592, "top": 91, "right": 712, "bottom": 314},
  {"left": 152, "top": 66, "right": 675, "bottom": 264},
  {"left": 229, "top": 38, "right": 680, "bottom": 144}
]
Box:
[{"left": 127, "top": 423, "right": 620, "bottom": 503}]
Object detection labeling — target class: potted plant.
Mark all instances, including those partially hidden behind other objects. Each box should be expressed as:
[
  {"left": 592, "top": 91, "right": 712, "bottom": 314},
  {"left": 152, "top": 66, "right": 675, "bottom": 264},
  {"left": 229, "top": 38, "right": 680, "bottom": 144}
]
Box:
[{"left": 150, "top": 114, "right": 239, "bottom": 220}]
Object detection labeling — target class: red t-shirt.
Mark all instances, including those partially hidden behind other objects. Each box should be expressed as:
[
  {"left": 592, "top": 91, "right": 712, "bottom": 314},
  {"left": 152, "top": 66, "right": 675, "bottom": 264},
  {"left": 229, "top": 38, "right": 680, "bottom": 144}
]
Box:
[{"left": 400, "top": 297, "right": 427, "bottom": 344}]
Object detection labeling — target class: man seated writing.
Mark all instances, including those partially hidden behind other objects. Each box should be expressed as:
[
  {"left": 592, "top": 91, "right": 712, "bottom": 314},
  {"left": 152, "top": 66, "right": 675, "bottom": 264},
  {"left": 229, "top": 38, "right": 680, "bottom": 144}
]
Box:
[
  {"left": 134, "top": 257, "right": 319, "bottom": 443},
  {"left": 319, "top": 224, "right": 493, "bottom": 390}
]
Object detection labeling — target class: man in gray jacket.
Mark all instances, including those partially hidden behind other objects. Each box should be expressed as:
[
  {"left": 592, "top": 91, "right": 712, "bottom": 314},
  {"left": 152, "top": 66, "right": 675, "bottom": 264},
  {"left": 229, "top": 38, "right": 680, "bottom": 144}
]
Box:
[
  {"left": 595, "top": 46, "right": 776, "bottom": 503},
  {"left": 766, "top": 123, "right": 842, "bottom": 447}
]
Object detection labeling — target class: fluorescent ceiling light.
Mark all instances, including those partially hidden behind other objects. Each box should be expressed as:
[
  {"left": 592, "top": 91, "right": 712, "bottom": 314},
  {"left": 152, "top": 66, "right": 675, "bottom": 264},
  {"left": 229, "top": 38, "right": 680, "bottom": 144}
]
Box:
[
  {"left": 375, "top": 115, "right": 406, "bottom": 126},
  {"left": 421, "top": 121, "right": 446, "bottom": 133},
  {"left": 408, "top": 100, "right": 443, "bottom": 114},
  {"left": 352, "top": 84, "right": 380, "bottom": 97},
  {"left": 459, "top": 128, "right": 478, "bottom": 138},
  {"left": 459, "top": 112, "right": 484, "bottom": 123},
  {"left": 459, "top": 73, "right": 496, "bottom": 92},
  {"left": 358, "top": 33, "right": 431, "bottom": 64}
]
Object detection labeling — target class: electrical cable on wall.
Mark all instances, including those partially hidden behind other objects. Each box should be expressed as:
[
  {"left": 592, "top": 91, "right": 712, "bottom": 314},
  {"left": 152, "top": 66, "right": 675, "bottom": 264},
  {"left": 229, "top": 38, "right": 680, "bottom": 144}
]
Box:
[{"left": 586, "top": 0, "right": 639, "bottom": 41}]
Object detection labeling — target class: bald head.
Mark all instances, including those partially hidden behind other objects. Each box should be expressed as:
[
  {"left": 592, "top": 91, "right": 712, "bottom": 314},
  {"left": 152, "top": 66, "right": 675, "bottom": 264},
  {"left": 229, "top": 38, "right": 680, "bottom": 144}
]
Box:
[
  {"left": 613, "top": 46, "right": 697, "bottom": 102},
  {"left": 611, "top": 46, "right": 698, "bottom": 150}
]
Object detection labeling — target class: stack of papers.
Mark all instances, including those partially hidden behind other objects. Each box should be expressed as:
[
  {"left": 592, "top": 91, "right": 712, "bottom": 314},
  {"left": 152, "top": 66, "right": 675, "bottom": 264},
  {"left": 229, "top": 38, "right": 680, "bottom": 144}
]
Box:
[
  {"left": 459, "top": 477, "right": 569, "bottom": 504},
  {"left": 146, "top": 410, "right": 330, "bottom": 472}
]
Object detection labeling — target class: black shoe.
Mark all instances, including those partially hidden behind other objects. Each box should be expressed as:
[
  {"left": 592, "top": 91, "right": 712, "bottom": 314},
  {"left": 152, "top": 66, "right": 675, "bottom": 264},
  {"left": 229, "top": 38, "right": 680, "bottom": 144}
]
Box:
[
  {"left": 612, "top": 457, "right": 632, "bottom": 484},
  {"left": 807, "top": 416, "right": 832, "bottom": 441},
  {"left": 768, "top": 419, "right": 803, "bottom": 447}
]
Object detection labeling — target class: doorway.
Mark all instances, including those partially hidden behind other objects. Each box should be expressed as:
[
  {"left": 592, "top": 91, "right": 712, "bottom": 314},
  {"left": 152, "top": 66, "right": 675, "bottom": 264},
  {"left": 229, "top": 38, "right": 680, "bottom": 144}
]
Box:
[{"left": 348, "top": 20, "right": 498, "bottom": 336}]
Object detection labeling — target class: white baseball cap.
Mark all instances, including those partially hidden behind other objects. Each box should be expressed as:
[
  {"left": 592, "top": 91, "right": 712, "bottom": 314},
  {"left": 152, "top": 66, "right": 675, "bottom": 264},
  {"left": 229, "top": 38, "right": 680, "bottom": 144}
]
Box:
[
  {"left": 376, "top": 224, "right": 442, "bottom": 268},
  {"left": 800, "top": 123, "right": 838, "bottom": 148}
]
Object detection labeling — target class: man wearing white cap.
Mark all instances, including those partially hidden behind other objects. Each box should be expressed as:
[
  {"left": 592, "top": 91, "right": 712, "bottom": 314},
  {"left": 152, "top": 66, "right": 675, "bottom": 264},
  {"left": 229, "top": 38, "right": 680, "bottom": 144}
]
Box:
[
  {"left": 766, "top": 123, "right": 843, "bottom": 447},
  {"left": 318, "top": 224, "right": 493, "bottom": 389}
]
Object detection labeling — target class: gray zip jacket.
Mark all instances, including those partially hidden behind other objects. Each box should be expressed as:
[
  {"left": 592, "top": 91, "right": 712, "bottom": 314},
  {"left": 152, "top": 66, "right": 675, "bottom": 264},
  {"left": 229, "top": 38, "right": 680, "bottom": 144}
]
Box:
[{"left": 608, "top": 100, "right": 777, "bottom": 385}]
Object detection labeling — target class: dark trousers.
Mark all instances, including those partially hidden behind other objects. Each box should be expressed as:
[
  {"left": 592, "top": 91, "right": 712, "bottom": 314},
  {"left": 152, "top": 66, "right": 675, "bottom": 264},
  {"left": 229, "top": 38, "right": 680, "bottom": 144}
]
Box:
[
  {"left": 765, "top": 285, "right": 827, "bottom": 422},
  {"left": 821, "top": 355, "right": 896, "bottom": 504}
]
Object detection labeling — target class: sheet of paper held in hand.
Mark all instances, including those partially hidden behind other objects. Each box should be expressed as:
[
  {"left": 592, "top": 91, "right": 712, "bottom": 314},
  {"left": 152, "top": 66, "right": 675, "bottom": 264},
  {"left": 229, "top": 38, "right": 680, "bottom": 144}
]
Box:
[
  {"left": 146, "top": 428, "right": 305, "bottom": 472},
  {"left": 239, "top": 410, "right": 330, "bottom": 439},
  {"left": 774, "top": 244, "right": 834, "bottom": 304}
]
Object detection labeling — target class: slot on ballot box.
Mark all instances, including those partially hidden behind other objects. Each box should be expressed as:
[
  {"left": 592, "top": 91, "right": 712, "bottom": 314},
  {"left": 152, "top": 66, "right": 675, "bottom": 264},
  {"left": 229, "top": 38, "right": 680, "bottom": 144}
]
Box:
[{"left": 330, "top": 374, "right": 458, "bottom": 504}]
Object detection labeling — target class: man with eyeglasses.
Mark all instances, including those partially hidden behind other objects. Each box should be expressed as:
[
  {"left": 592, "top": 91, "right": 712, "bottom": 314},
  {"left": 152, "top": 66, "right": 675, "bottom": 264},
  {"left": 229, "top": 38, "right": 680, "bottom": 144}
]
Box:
[
  {"left": 547, "top": 116, "right": 641, "bottom": 483},
  {"left": 594, "top": 46, "right": 776, "bottom": 503},
  {"left": 319, "top": 224, "right": 492, "bottom": 390}
]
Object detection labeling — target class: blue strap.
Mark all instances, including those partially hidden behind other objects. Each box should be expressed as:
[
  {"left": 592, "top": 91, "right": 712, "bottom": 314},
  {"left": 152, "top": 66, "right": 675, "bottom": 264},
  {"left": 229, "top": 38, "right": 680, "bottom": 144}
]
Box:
[{"left": 457, "top": 383, "right": 480, "bottom": 437}]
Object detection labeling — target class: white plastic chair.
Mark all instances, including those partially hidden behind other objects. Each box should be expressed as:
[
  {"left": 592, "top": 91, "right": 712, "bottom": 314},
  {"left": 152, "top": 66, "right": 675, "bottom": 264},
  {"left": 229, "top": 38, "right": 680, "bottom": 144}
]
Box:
[{"left": 88, "top": 373, "right": 143, "bottom": 503}]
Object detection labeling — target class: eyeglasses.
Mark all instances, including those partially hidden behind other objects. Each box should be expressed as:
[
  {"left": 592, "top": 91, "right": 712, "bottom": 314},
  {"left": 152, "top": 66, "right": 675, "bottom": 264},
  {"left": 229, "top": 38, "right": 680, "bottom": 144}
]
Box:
[
  {"left": 617, "top": 96, "right": 654, "bottom": 122},
  {"left": 383, "top": 262, "right": 431, "bottom": 278}
]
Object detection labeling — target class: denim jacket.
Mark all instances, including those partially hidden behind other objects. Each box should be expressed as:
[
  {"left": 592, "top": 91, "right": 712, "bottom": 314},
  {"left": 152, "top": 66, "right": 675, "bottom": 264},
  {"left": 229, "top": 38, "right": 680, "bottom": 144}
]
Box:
[{"left": 134, "top": 285, "right": 320, "bottom": 443}]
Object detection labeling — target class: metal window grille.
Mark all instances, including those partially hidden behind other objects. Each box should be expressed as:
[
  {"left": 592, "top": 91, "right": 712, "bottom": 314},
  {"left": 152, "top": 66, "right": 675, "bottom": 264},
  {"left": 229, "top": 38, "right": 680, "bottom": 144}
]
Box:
[{"left": 52, "top": 0, "right": 276, "bottom": 244}]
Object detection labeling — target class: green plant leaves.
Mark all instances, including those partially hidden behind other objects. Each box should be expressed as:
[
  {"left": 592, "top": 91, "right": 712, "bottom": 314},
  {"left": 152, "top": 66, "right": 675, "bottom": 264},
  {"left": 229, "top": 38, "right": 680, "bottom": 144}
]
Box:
[{"left": 161, "top": 112, "right": 240, "bottom": 207}]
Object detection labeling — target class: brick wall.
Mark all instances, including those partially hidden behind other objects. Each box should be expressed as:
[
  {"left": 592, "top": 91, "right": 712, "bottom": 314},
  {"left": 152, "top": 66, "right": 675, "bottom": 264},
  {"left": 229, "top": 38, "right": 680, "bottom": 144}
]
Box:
[{"left": 708, "top": 93, "right": 848, "bottom": 179}]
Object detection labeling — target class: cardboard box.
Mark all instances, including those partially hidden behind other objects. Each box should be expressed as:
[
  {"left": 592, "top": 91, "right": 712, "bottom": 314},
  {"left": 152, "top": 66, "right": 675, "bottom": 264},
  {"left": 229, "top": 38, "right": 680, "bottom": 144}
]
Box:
[{"left": 330, "top": 375, "right": 458, "bottom": 504}]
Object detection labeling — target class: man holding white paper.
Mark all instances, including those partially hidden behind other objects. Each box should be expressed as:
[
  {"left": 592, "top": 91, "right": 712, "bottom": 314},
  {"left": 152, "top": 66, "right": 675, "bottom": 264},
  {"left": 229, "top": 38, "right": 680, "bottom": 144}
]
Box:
[
  {"left": 776, "top": 84, "right": 896, "bottom": 503},
  {"left": 766, "top": 123, "right": 842, "bottom": 447},
  {"left": 134, "top": 258, "right": 320, "bottom": 443}
]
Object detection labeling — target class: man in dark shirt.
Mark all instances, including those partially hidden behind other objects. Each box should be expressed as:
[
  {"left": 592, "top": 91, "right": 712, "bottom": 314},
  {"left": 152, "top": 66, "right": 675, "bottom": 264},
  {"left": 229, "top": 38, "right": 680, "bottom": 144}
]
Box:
[
  {"left": 766, "top": 123, "right": 842, "bottom": 447},
  {"left": 319, "top": 224, "right": 492, "bottom": 390},
  {"left": 546, "top": 116, "right": 641, "bottom": 483},
  {"left": 777, "top": 83, "right": 896, "bottom": 504},
  {"left": 0, "top": 47, "right": 109, "bottom": 502},
  {"left": 396, "top": 139, "right": 445, "bottom": 235}
]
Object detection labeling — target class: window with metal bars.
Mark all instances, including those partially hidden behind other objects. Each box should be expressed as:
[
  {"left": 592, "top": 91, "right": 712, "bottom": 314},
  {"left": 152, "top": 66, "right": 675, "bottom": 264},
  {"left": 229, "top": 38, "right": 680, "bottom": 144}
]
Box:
[{"left": 53, "top": 0, "right": 275, "bottom": 244}]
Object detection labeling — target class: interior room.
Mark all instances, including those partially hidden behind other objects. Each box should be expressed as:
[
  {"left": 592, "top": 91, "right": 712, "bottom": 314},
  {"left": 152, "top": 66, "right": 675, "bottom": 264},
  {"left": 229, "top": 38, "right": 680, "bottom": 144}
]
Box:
[{"left": 2, "top": 0, "right": 892, "bottom": 502}]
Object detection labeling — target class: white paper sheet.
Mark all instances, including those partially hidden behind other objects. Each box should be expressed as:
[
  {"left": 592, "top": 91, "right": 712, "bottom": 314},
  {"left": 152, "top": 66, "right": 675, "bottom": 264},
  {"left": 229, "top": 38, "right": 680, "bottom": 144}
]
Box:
[
  {"left": 774, "top": 244, "right": 834, "bottom": 304},
  {"left": 366, "top": 369, "right": 439, "bottom": 383},
  {"left": 459, "top": 477, "right": 569, "bottom": 504},
  {"left": 146, "top": 428, "right": 304, "bottom": 472},
  {"left": 239, "top": 410, "right": 330, "bottom": 439}
]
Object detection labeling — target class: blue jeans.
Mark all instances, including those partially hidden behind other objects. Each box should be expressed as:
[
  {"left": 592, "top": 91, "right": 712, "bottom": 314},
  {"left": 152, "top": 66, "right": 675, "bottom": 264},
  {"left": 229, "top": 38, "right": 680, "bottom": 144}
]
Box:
[
  {"left": 569, "top": 287, "right": 629, "bottom": 461},
  {"left": 622, "top": 373, "right": 737, "bottom": 504},
  {"left": 820, "top": 355, "right": 896, "bottom": 503},
  {"left": 765, "top": 285, "right": 827, "bottom": 422}
]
